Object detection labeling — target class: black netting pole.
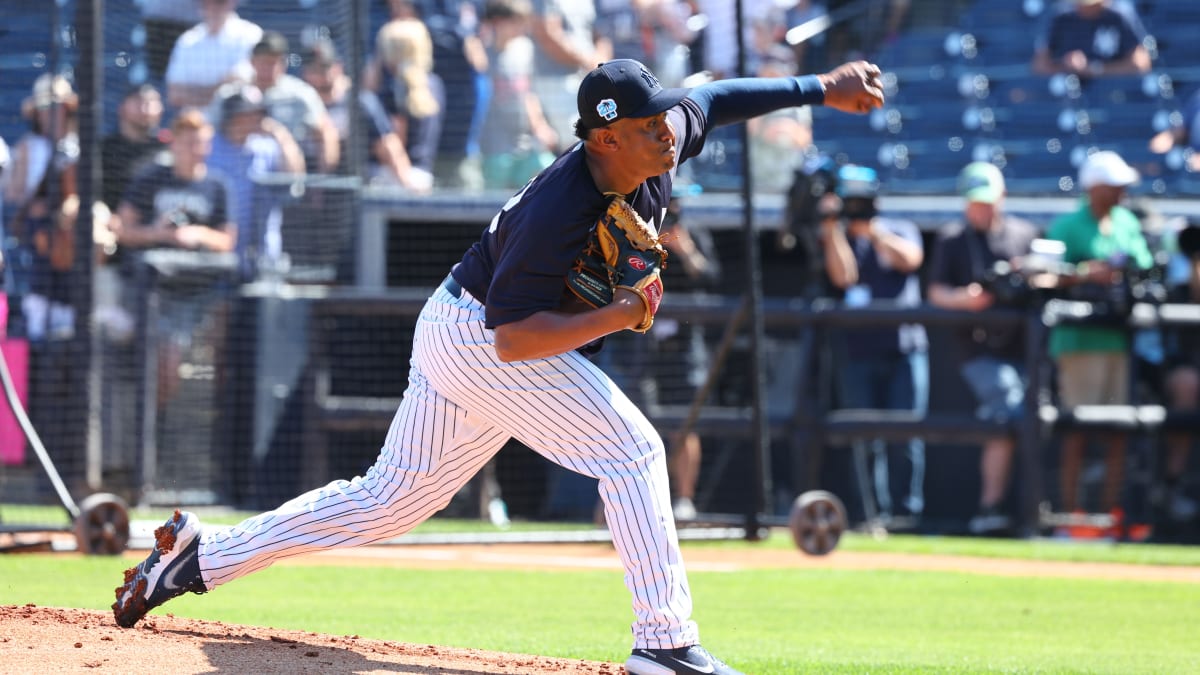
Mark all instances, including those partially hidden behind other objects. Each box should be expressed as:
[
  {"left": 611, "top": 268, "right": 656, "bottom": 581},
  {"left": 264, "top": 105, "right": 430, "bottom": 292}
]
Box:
[
  {"left": 734, "top": 0, "right": 771, "bottom": 540},
  {"left": 71, "top": 0, "right": 102, "bottom": 489},
  {"left": 346, "top": 0, "right": 367, "bottom": 182}
]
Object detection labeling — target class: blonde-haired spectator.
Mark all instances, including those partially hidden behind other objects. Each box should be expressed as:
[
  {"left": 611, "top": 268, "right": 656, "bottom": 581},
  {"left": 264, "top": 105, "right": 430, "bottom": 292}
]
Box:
[{"left": 375, "top": 16, "right": 443, "bottom": 122}]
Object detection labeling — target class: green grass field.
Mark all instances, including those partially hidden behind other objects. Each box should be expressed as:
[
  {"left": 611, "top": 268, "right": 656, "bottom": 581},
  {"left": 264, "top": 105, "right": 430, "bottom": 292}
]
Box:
[{"left": 2, "top": 527, "right": 1199, "bottom": 673}]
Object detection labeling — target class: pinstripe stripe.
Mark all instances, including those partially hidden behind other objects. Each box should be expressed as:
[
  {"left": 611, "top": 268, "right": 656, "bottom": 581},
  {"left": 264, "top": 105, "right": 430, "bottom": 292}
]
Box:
[{"left": 196, "top": 285, "right": 698, "bottom": 649}]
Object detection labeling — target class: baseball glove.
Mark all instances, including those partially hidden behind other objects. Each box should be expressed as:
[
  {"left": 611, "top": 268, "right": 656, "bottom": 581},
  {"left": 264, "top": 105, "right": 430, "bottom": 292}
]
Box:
[{"left": 565, "top": 194, "right": 667, "bottom": 332}]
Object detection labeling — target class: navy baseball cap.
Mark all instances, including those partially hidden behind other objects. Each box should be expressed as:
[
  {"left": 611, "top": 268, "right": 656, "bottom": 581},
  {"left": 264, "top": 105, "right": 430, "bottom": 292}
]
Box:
[{"left": 576, "top": 59, "right": 689, "bottom": 130}]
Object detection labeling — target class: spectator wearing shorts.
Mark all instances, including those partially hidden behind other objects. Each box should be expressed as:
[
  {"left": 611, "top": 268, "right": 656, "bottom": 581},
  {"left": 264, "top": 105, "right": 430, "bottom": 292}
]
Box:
[
  {"left": 1046, "top": 150, "right": 1153, "bottom": 515},
  {"left": 927, "top": 162, "right": 1039, "bottom": 535}
]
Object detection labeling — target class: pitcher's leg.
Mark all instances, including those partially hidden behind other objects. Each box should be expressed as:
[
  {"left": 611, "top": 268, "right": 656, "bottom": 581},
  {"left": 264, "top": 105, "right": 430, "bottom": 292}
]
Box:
[
  {"left": 443, "top": 348, "right": 700, "bottom": 650},
  {"left": 593, "top": 429, "right": 697, "bottom": 649},
  {"left": 518, "top": 373, "right": 698, "bottom": 649},
  {"left": 199, "top": 373, "right": 508, "bottom": 589}
]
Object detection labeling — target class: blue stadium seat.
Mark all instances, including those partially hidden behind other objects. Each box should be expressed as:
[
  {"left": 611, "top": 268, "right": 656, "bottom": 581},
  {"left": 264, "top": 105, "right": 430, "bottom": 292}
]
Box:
[
  {"left": 882, "top": 140, "right": 972, "bottom": 194},
  {"left": 811, "top": 106, "right": 882, "bottom": 140},
  {"left": 1143, "top": 0, "right": 1200, "bottom": 30},
  {"left": 1081, "top": 74, "right": 1160, "bottom": 106},
  {"left": 961, "top": 0, "right": 1046, "bottom": 32},
  {"left": 1078, "top": 102, "right": 1160, "bottom": 143},
  {"left": 812, "top": 138, "right": 885, "bottom": 172},
  {"left": 989, "top": 74, "right": 1065, "bottom": 107},
  {"left": 991, "top": 104, "right": 1074, "bottom": 141},
  {"left": 873, "top": 27, "right": 957, "bottom": 71},
  {"left": 1147, "top": 24, "right": 1199, "bottom": 68},
  {"left": 963, "top": 26, "right": 1036, "bottom": 69},
  {"left": 889, "top": 72, "right": 962, "bottom": 104},
  {"left": 1001, "top": 147, "right": 1078, "bottom": 194},
  {"left": 896, "top": 107, "right": 967, "bottom": 141}
]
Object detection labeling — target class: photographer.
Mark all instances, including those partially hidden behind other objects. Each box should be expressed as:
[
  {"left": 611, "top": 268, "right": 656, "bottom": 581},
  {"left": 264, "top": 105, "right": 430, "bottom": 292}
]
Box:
[
  {"left": 927, "top": 162, "right": 1039, "bottom": 535},
  {"left": 820, "top": 164, "right": 928, "bottom": 528},
  {"left": 1045, "top": 150, "right": 1154, "bottom": 523},
  {"left": 1159, "top": 223, "right": 1200, "bottom": 523}
]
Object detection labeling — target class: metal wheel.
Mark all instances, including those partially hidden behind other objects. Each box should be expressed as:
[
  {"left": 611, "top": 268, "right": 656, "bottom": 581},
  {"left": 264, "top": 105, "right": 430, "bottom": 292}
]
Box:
[
  {"left": 788, "top": 490, "right": 848, "bottom": 556},
  {"left": 73, "top": 493, "right": 130, "bottom": 555}
]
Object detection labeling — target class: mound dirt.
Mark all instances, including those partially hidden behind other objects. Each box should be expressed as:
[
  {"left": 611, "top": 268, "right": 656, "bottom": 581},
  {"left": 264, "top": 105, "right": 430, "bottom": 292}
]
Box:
[{"left": 0, "top": 604, "right": 622, "bottom": 674}]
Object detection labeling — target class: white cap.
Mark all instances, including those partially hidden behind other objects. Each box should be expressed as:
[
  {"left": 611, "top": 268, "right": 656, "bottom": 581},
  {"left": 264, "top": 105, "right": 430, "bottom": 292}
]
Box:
[{"left": 1078, "top": 150, "right": 1139, "bottom": 190}]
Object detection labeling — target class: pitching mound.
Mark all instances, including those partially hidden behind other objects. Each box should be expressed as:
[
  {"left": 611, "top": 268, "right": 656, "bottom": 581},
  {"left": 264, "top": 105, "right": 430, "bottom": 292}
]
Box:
[{"left": 0, "top": 604, "right": 621, "bottom": 674}]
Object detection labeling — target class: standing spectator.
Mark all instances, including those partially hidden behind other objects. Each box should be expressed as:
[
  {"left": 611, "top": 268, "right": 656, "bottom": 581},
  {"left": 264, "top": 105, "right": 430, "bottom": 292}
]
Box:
[
  {"left": 820, "top": 164, "right": 928, "bottom": 528},
  {"left": 593, "top": 0, "right": 654, "bottom": 66},
  {"left": 530, "top": 0, "right": 612, "bottom": 148},
  {"left": 114, "top": 109, "right": 236, "bottom": 455},
  {"left": 96, "top": 85, "right": 168, "bottom": 347},
  {"left": 94, "top": 86, "right": 170, "bottom": 491},
  {"left": 1045, "top": 150, "right": 1153, "bottom": 518},
  {"left": 479, "top": 0, "right": 561, "bottom": 190},
  {"left": 100, "top": 85, "right": 168, "bottom": 213},
  {"left": 1158, "top": 222, "right": 1200, "bottom": 523},
  {"left": 207, "top": 86, "right": 305, "bottom": 275},
  {"left": 402, "top": 0, "right": 491, "bottom": 189},
  {"left": 927, "top": 162, "right": 1040, "bottom": 535},
  {"left": 233, "top": 31, "right": 340, "bottom": 174},
  {"left": 164, "top": 0, "right": 263, "bottom": 108},
  {"left": 4, "top": 74, "right": 80, "bottom": 341},
  {"left": 359, "top": 21, "right": 445, "bottom": 190},
  {"left": 1032, "top": 0, "right": 1151, "bottom": 77},
  {"left": 115, "top": 109, "right": 236, "bottom": 260},
  {"left": 140, "top": 0, "right": 202, "bottom": 84}
]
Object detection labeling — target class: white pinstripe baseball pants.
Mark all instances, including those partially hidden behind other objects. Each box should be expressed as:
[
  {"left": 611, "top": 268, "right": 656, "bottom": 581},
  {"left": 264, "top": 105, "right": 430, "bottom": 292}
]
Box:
[{"left": 196, "top": 283, "right": 700, "bottom": 649}]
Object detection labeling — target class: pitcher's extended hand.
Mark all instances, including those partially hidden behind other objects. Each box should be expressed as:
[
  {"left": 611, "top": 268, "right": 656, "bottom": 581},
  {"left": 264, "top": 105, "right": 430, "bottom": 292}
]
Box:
[{"left": 819, "top": 61, "right": 885, "bottom": 114}]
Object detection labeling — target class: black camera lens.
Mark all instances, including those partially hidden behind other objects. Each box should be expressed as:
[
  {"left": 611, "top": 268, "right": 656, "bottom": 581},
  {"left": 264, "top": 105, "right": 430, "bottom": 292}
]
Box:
[{"left": 841, "top": 198, "right": 876, "bottom": 221}]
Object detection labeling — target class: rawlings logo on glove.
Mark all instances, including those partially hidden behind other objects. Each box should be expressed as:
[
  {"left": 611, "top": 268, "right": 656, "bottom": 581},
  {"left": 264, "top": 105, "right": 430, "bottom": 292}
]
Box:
[{"left": 565, "top": 194, "right": 668, "bottom": 332}]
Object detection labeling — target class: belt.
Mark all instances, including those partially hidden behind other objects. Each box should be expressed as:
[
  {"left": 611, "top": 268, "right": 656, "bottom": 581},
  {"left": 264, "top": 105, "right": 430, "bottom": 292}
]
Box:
[{"left": 441, "top": 273, "right": 463, "bottom": 299}]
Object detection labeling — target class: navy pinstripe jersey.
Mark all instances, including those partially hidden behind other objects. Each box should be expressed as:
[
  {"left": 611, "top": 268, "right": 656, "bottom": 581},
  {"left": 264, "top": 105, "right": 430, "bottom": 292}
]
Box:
[{"left": 452, "top": 99, "right": 709, "bottom": 330}]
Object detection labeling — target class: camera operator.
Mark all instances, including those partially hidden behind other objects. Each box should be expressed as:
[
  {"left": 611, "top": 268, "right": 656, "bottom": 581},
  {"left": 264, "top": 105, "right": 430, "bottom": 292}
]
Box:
[
  {"left": 1159, "top": 223, "right": 1200, "bottom": 523},
  {"left": 1045, "top": 150, "right": 1154, "bottom": 523},
  {"left": 820, "top": 164, "right": 928, "bottom": 528},
  {"left": 927, "top": 162, "right": 1039, "bottom": 535}
]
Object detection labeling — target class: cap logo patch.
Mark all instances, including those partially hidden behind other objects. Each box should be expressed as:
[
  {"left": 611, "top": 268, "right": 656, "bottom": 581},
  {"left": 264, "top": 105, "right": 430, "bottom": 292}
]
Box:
[
  {"left": 596, "top": 98, "right": 618, "bottom": 122},
  {"left": 639, "top": 67, "right": 660, "bottom": 89}
]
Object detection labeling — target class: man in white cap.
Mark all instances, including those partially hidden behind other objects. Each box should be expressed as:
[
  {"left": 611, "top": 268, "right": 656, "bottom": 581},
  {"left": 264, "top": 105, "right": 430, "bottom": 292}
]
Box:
[
  {"left": 927, "top": 162, "right": 1039, "bottom": 535},
  {"left": 1046, "top": 150, "right": 1154, "bottom": 531}
]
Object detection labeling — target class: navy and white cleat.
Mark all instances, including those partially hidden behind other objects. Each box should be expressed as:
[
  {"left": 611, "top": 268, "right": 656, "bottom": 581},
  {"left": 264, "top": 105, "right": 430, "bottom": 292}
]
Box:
[
  {"left": 112, "top": 510, "right": 206, "bottom": 628},
  {"left": 626, "top": 644, "right": 745, "bottom": 675}
]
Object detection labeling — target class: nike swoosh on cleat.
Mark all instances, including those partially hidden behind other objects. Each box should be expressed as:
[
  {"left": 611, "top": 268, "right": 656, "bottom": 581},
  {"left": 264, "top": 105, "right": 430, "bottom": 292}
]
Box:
[
  {"left": 670, "top": 655, "right": 715, "bottom": 674},
  {"left": 160, "top": 547, "right": 198, "bottom": 592}
]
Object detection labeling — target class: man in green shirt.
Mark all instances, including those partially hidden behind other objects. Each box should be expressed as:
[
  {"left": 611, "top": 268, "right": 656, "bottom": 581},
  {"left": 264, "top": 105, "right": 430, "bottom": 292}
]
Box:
[{"left": 1046, "top": 150, "right": 1153, "bottom": 520}]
